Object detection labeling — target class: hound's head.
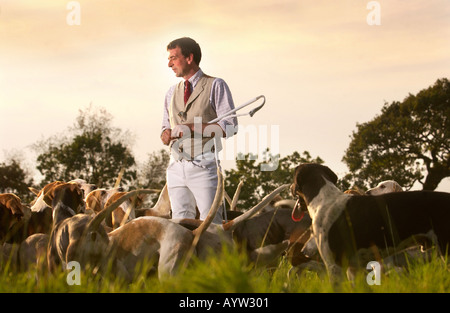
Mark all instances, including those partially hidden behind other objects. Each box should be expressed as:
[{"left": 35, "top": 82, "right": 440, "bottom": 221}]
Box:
[
  {"left": 43, "top": 182, "right": 86, "bottom": 215},
  {"left": 85, "top": 187, "right": 124, "bottom": 213},
  {"left": 0, "top": 193, "right": 24, "bottom": 222},
  {"left": 69, "top": 179, "right": 98, "bottom": 200},
  {"left": 366, "top": 180, "right": 403, "bottom": 195},
  {"left": 290, "top": 163, "right": 338, "bottom": 221},
  {"left": 105, "top": 191, "right": 153, "bottom": 228}
]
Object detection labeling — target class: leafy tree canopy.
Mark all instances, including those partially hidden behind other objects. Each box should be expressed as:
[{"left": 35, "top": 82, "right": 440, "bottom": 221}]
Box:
[
  {"left": 225, "top": 149, "right": 324, "bottom": 210},
  {"left": 0, "top": 156, "right": 34, "bottom": 202},
  {"left": 33, "top": 104, "right": 136, "bottom": 188},
  {"left": 343, "top": 78, "right": 450, "bottom": 190}
]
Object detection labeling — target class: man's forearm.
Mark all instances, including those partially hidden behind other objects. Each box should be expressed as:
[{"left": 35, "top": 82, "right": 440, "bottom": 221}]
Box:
[{"left": 183, "top": 122, "right": 226, "bottom": 137}]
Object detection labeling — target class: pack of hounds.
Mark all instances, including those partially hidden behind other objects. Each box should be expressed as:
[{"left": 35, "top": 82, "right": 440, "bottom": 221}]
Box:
[{"left": 1, "top": 164, "right": 449, "bottom": 282}]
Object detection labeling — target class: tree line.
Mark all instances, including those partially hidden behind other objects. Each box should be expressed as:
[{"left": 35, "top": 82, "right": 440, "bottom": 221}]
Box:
[{"left": 1, "top": 78, "right": 449, "bottom": 207}]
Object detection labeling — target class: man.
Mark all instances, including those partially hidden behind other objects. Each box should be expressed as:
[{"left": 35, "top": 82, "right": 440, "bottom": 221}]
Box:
[{"left": 161, "top": 37, "right": 238, "bottom": 224}]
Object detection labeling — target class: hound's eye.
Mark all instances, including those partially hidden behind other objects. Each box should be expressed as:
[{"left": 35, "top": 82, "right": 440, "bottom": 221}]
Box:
[{"left": 380, "top": 185, "right": 386, "bottom": 189}]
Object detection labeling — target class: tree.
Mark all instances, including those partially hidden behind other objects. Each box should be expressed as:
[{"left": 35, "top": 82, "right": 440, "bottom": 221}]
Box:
[
  {"left": 34, "top": 105, "right": 136, "bottom": 188},
  {"left": 343, "top": 78, "right": 450, "bottom": 191},
  {"left": 136, "top": 149, "right": 170, "bottom": 205},
  {"left": 224, "top": 149, "right": 324, "bottom": 210},
  {"left": 0, "top": 156, "right": 34, "bottom": 202},
  {"left": 137, "top": 149, "right": 170, "bottom": 190}
]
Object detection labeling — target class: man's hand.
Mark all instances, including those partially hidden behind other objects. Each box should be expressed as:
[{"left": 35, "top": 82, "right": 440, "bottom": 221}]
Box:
[
  {"left": 161, "top": 128, "right": 172, "bottom": 146},
  {"left": 171, "top": 124, "right": 189, "bottom": 139},
  {"left": 161, "top": 123, "right": 226, "bottom": 146}
]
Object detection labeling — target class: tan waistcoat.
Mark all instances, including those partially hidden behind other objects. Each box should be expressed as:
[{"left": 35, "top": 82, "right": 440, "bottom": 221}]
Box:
[{"left": 169, "top": 74, "right": 221, "bottom": 159}]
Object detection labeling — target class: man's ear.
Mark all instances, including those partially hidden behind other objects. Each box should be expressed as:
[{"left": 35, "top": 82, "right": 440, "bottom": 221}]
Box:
[{"left": 186, "top": 53, "right": 194, "bottom": 65}]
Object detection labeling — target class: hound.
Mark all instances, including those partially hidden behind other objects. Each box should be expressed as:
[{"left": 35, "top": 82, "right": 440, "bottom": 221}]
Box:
[
  {"left": 85, "top": 186, "right": 124, "bottom": 213},
  {"left": 1, "top": 233, "right": 49, "bottom": 272},
  {"left": 366, "top": 180, "right": 403, "bottom": 195},
  {"left": 291, "top": 163, "right": 450, "bottom": 280},
  {"left": 69, "top": 179, "right": 98, "bottom": 199},
  {"left": 18, "top": 233, "right": 49, "bottom": 271},
  {"left": 47, "top": 182, "right": 157, "bottom": 274},
  {"left": 30, "top": 179, "right": 97, "bottom": 212},
  {"left": 104, "top": 189, "right": 160, "bottom": 229},
  {"left": 29, "top": 181, "right": 63, "bottom": 212},
  {"left": 23, "top": 182, "right": 68, "bottom": 240},
  {"left": 22, "top": 180, "right": 96, "bottom": 239},
  {"left": 7, "top": 205, "right": 52, "bottom": 243},
  {"left": 85, "top": 186, "right": 124, "bottom": 229},
  {"left": 0, "top": 193, "right": 24, "bottom": 241},
  {"left": 86, "top": 187, "right": 159, "bottom": 229}
]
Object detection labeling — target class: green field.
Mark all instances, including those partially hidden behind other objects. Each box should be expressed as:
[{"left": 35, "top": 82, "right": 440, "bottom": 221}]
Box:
[{"left": 1, "top": 245, "right": 449, "bottom": 293}]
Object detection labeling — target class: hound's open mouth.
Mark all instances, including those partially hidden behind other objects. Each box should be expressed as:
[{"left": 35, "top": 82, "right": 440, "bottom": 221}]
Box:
[{"left": 291, "top": 198, "right": 306, "bottom": 222}]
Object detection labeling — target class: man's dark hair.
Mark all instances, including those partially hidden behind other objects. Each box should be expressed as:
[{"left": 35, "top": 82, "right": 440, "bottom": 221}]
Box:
[{"left": 167, "top": 37, "right": 202, "bottom": 65}]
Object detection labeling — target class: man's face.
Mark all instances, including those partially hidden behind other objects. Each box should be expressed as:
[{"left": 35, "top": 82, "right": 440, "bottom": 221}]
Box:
[{"left": 167, "top": 47, "right": 191, "bottom": 78}]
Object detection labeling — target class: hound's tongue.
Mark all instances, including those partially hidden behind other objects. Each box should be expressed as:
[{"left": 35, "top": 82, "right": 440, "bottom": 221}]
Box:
[{"left": 291, "top": 198, "right": 305, "bottom": 222}]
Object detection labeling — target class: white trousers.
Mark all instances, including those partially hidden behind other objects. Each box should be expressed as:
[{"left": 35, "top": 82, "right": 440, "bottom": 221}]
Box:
[{"left": 166, "top": 153, "right": 223, "bottom": 224}]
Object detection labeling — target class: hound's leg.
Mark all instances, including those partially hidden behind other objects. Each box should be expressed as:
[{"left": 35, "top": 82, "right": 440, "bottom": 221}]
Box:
[{"left": 316, "top": 231, "right": 343, "bottom": 283}]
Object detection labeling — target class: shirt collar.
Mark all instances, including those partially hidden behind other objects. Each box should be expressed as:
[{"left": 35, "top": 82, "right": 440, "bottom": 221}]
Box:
[{"left": 188, "top": 68, "right": 203, "bottom": 88}]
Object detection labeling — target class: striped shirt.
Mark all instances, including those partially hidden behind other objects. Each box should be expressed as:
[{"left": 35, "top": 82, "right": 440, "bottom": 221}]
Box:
[{"left": 161, "top": 69, "right": 238, "bottom": 138}]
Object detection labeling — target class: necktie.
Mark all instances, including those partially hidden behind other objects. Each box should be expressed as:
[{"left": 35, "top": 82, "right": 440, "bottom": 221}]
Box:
[{"left": 184, "top": 80, "right": 192, "bottom": 105}]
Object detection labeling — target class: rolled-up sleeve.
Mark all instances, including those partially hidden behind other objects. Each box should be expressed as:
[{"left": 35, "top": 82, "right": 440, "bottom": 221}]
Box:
[
  {"left": 211, "top": 78, "right": 238, "bottom": 138},
  {"left": 161, "top": 85, "right": 176, "bottom": 136}
]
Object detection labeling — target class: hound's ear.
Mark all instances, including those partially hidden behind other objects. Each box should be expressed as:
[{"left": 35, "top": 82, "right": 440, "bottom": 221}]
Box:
[
  {"left": 86, "top": 192, "right": 101, "bottom": 212},
  {"left": 29, "top": 187, "right": 40, "bottom": 195},
  {"left": 41, "top": 181, "right": 64, "bottom": 206},
  {"left": 322, "top": 165, "right": 338, "bottom": 184},
  {"left": 43, "top": 188, "right": 56, "bottom": 207},
  {"left": 68, "top": 182, "right": 82, "bottom": 196},
  {"left": 293, "top": 165, "right": 303, "bottom": 187},
  {"left": 6, "top": 195, "right": 24, "bottom": 217}
]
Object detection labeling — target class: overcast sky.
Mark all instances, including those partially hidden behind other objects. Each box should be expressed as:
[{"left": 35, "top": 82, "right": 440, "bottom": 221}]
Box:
[{"left": 1, "top": 0, "right": 449, "bottom": 190}]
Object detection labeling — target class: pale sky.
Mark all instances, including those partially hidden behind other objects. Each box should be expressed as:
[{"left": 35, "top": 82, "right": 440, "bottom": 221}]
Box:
[{"left": 1, "top": 0, "right": 449, "bottom": 190}]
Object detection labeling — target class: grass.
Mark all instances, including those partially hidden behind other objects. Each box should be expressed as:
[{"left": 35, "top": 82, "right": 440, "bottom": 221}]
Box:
[{"left": 1, "top": 244, "right": 450, "bottom": 293}]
